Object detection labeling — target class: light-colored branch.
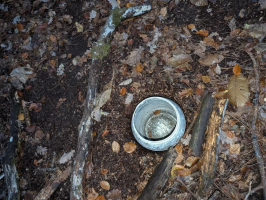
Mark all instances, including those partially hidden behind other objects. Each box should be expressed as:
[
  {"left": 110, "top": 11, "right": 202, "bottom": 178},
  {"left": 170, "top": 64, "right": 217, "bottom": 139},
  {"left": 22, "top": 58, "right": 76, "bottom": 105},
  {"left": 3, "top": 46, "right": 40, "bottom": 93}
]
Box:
[
  {"left": 246, "top": 51, "right": 266, "bottom": 199},
  {"left": 70, "top": 3, "right": 151, "bottom": 200}
]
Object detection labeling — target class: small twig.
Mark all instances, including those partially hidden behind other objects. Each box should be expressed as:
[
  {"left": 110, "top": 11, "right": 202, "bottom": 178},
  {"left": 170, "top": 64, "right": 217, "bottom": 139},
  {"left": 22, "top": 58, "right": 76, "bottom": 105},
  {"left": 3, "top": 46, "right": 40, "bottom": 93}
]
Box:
[
  {"left": 246, "top": 51, "right": 266, "bottom": 199},
  {"left": 244, "top": 183, "right": 263, "bottom": 200},
  {"left": 176, "top": 177, "right": 200, "bottom": 200}
]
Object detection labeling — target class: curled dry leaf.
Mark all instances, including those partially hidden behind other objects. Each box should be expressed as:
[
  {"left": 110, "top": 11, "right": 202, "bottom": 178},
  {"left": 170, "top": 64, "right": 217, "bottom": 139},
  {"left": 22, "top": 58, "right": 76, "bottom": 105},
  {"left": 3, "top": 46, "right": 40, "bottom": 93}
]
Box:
[
  {"left": 100, "top": 181, "right": 110, "bottom": 190},
  {"left": 176, "top": 168, "right": 191, "bottom": 177},
  {"left": 120, "top": 87, "right": 126, "bottom": 95},
  {"left": 171, "top": 165, "right": 184, "bottom": 178},
  {"left": 123, "top": 142, "right": 137, "bottom": 153},
  {"left": 21, "top": 52, "right": 28, "bottom": 59},
  {"left": 136, "top": 63, "right": 143, "bottom": 73},
  {"left": 87, "top": 187, "right": 99, "bottom": 200},
  {"left": 227, "top": 74, "right": 250, "bottom": 107},
  {"left": 160, "top": 7, "right": 167, "bottom": 17},
  {"left": 228, "top": 174, "right": 242, "bottom": 182},
  {"left": 233, "top": 64, "right": 241, "bottom": 75},
  {"left": 17, "top": 23, "right": 24, "bottom": 31},
  {"left": 112, "top": 141, "right": 120, "bottom": 153},
  {"left": 190, "top": 0, "right": 208, "bottom": 6},
  {"left": 185, "top": 156, "right": 199, "bottom": 167},
  {"left": 203, "top": 37, "right": 220, "bottom": 49}
]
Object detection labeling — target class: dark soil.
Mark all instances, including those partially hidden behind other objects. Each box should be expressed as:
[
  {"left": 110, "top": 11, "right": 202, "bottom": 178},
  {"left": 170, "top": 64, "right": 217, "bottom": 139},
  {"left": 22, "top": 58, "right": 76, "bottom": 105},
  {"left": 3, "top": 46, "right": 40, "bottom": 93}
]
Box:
[{"left": 0, "top": 0, "right": 265, "bottom": 199}]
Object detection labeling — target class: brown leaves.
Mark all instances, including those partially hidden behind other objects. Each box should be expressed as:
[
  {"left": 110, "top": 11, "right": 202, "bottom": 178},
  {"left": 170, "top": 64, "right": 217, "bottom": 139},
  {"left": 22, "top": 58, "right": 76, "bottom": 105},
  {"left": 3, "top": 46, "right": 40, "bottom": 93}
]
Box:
[
  {"left": 123, "top": 142, "right": 136, "bottom": 153},
  {"left": 196, "top": 29, "right": 209, "bottom": 36},
  {"left": 199, "top": 54, "right": 224, "bottom": 66},
  {"left": 17, "top": 23, "right": 24, "bottom": 31},
  {"left": 190, "top": 0, "right": 208, "bottom": 6},
  {"left": 29, "top": 103, "right": 42, "bottom": 112},
  {"left": 112, "top": 141, "right": 120, "bottom": 153},
  {"left": 202, "top": 76, "right": 210, "bottom": 83},
  {"left": 178, "top": 88, "right": 193, "bottom": 97},
  {"left": 119, "top": 87, "right": 126, "bottom": 95},
  {"left": 124, "top": 47, "right": 144, "bottom": 67},
  {"left": 233, "top": 64, "right": 241, "bottom": 75},
  {"left": 227, "top": 64, "right": 250, "bottom": 107},
  {"left": 102, "top": 130, "right": 109, "bottom": 137},
  {"left": 136, "top": 63, "right": 144, "bottom": 73},
  {"left": 100, "top": 181, "right": 110, "bottom": 190}
]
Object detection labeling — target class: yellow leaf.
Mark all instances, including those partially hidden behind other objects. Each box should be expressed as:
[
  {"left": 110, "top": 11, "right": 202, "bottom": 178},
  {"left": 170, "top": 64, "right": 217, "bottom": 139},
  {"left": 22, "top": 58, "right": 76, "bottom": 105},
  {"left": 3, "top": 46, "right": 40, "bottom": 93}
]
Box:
[
  {"left": 123, "top": 142, "right": 136, "bottom": 153},
  {"left": 18, "top": 113, "right": 25, "bottom": 121},
  {"left": 233, "top": 64, "right": 241, "bottom": 75},
  {"left": 75, "top": 22, "right": 83, "bottom": 32},
  {"left": 126, "top": 3, "right": 131, "bottom": 7},
  {"left": 119, "top": 87, "right": 126, "bottom": 95},
  {"left": 227, "top": 74, "right": 250, "bottom": 107},
  {"left": 100, "top": 181, "right": 110, "bottom": 190},
  {"left": 136, "top": 63, "right": 143, "bottom": 73},
  {"left": 202, "top": 76, "right": 210, "bottom": 83}
]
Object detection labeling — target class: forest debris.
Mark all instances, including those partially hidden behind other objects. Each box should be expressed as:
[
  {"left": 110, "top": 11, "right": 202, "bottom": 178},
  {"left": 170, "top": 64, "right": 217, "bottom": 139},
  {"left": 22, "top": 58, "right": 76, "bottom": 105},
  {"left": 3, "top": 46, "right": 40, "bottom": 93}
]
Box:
[
  {"left": 112, "top": 141, "right": 120, "bottom": 153},
  {"left": 100, "top": 181, "right": 110, "bottom": 190},
  {"left": 198, "top": 53, "right": 224, "bottom": 66},
  {"left": 190, "top": 0, "right": 208, "bottom": 6},
  {"left": 58, "top": 150, "right": 75, "bottom": 164},
  {"left": 124, "top": 47, "right": 144, "bottom": 66},
  {"left": 123, "top": 142, "right": 136, "bottom": 153},
  {"left": 118, "top": 78, "right": 132, "bottom": 86}
]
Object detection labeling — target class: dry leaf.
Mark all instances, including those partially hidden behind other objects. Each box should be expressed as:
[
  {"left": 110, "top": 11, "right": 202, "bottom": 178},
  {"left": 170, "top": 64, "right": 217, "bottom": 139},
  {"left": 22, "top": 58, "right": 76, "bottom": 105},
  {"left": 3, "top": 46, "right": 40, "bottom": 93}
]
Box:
[
  {"left": 171, "top": 165, "right": 184, "bottom": 177},
  {"left": 233, "top": 64, "right": 241, "bottom": 75},
  {"left": 50, "top": 60, "right": 56, "bottom": 68},
  {"left": 160, "top": 7, "right": 167, "bottom": 17},
  {"left": 176, "top": 168, "right": 191, "bottom": 177},
  {"left": 29, "top": 103, "right": 42, "bottom": 112},
  {"left": 153, "top": 110, "right": 161, "bottom": 115},
  {"left": 75, "top": 22, "right": 84, "bottom": 32},
  {"left": 202, "top": 76, "right": 210, "bottom": 83},
  {"left": 120, "top": 87, "right": 126, "bottom": 95},
  {"left": 229, "top": 143, "right": 241, "bottom": 155},
  {"left": 226, "top": 130, "right": 234, "bottom": 138},
  {"left": 190, "top": 0, "right": 208, "bottom": 6},
  {"left": 101, "top": 169, "right": 108, "bottom": 175},
  {"left": 17, "top": 23, "right": 24, "bottom": 31},
  {"left": 174, "top": 153, "right": 184, "bottom": 164},
  {"left": 100, "top": 181, "right": 110, "bottom": 190},
  {"left": 21, "top": 52, "right": 28, "bottom": 59},
  {"left": 185, "top": 156, "right": 199, "bottom": 167},
  {"left": 35, "top": 129, "right": 45, "bottom": 140},
  {"left": 87, "top": 187, "right": 99, "bottom": 200},
  {"left": 203, "top": 37, "right": 220, "bottom": 49},
  {"left": 178, "top": 88, "right": 193, "bottom": 97},
  {"left": 188, "top": 24, "right": 196, "bottom": 29},
  {"left": 228, "top": 174, "right": 242, "bottom": 182},
  {"left": 123, "top": 142, "right": 136, "bottom": 153},
  {"left": 136, "top": 63, "right": 143, "bottom": 73},
  {"left": 217, "top": 160, "right": 225, "bottom": 175},
  {"left": 102, "top": 130, "right": 109, "bottom": 137},
  {"left": 18, "top": 113, "right": 25, "bottom": 121},
  {"left": 124, "top": 47, "right": 144, "bottom": 67},
  {"left": 199, "top": 54, "right": 224, "bottom": 66},
  {"left": 196, "top": 29, "right": 209, "bottom": 36},
  {"left": 126, "top": 3, "right": 131, "bottom": 7},
  {"left": 227, "top": 74, "right": 250, "bottom": 107},
  {"left": 167, "top": 54, "right": 192, "bottom": 67},
  {"left": 95, "top": 195, "right": 105, "bottom": 200},
  {"left": 106, "top": 189, "right": 122, "bottom": 200},
  {"left": 112, "top": 141, "right": 120, "bottom": 153}
]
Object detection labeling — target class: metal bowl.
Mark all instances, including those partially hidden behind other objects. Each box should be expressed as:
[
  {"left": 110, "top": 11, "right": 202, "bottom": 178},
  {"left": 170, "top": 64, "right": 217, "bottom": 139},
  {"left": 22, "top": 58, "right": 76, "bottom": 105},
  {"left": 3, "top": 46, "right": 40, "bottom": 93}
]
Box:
[{"left": 131, "top": 97, "right": 186, "bottom": 151}]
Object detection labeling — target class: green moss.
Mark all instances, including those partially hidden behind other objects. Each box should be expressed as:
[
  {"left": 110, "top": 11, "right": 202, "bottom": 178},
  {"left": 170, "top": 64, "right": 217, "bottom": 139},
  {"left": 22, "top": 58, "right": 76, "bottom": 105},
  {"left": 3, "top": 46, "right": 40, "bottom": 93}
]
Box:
[
  {"left": 91, "top": 42, "right": 110, "bottom": 60},
  {"left": 111, "top": 7, "right": 123, "bottom": 26}
]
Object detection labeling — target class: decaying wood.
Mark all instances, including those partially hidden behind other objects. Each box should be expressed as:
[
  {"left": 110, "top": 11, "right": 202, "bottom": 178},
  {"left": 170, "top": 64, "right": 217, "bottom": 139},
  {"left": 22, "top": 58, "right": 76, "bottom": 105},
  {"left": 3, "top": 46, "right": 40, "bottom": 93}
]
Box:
[
  {"left": 246, "top": 51, "right": 266, "bottom": 199},
  {"left": 1, "top": 92, "right": 20, "bottom": 200},
  {"left": 34, "top": 166, "right": 71, "bottom": 200},
  {"left": 197, "top": 99, "right": 228, "bottom": 197},
  {"left": 70, "top": 3, "right": 151, "bottom": 200},
  {"left": 189, "top": 93, "right": 214, "bottom": 157},
  {"left": 137, "top": 147, "right": 177, "bottom": 200}
]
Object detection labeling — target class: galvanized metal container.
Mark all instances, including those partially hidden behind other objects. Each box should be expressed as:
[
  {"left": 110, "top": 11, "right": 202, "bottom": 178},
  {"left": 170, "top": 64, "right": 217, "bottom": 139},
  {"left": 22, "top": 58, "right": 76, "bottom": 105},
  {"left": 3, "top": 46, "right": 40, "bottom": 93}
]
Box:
[{"left": 131, "top": 97, "right": 186, "bottom": 151}]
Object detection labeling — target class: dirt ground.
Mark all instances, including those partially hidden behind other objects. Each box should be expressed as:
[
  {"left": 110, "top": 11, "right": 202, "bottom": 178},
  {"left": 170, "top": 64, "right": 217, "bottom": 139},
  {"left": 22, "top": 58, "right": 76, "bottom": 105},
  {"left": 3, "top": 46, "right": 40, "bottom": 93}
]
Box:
[{"left": 1, "top": 0, "right": 266, "bottom": 199}]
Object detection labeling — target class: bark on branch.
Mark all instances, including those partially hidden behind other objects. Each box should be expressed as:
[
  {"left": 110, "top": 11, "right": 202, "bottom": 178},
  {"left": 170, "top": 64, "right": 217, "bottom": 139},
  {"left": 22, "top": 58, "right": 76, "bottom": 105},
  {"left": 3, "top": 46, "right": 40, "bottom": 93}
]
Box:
[
  {"left": 70, "top": 3, "right": 151, "bottom": 200},
  {"left": 197, "top": 99, "right": 228, "bottom": 197}
]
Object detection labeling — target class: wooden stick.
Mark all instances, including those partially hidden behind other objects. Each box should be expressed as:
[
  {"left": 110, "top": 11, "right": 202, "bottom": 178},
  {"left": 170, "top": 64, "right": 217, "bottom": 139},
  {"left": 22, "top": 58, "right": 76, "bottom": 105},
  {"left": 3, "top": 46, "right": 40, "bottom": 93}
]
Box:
[
  {"left": 189, "top": 93, "right": 214, "bottom": 157},
  {"left": 34, "top": 166, "right": 72, "bottom": 200},
  {"left": 1, "top": 92, "right": 20, "bottom": 200},
  {"left": 137, "top": 147, "right": 177, "bottom": 200},
  {"left": 246, "top": 51, "right": 266, "bottom": 199},
  {"left": 197, "top": 99, "right": 228, "bottom": 197},
  {"left": 70, "top": 3, "right": 151, "bottom": 200}
]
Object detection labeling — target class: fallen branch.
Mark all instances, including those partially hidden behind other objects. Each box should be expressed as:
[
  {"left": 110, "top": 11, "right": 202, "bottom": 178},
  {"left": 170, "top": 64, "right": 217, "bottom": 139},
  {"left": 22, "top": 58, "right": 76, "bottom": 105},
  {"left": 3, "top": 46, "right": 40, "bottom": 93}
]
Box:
[
  {"left": 246, "top": 51, "right": 266, "bottom": 199},
  {"left": 189, "top": 93, "right": 214, "bottom": 157},
  {"left": 197, "top": 98, "right": 228, "bottom": 197},
  {"left": 70, "top": 3, "right": 151, "bottom": 200},
  {"left": 34, "top": 166, "right": 72, "bottom": 200},
  {"left": 137, "top": 147, "right": 177, "bottom": 200},
  {"left": 1, "top": 92, "right": 20, "bottom": 200}
]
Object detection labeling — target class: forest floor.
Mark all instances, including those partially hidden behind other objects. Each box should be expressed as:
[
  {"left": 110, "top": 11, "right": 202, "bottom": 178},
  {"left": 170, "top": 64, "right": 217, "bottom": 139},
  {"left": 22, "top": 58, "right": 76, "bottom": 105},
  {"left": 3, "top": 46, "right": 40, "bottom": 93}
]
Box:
[{"left": 0, "top": 0, "right": 266, "bottom": 199}]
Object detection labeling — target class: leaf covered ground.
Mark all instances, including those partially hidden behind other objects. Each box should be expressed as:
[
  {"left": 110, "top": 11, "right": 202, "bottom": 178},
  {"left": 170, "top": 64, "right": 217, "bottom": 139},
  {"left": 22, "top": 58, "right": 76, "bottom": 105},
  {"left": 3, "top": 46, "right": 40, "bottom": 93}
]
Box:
[{"left": 0, "top": 0, "right": 266, "bottom": 199}]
